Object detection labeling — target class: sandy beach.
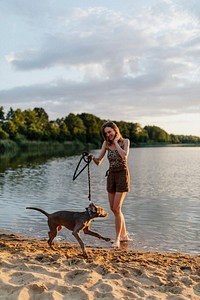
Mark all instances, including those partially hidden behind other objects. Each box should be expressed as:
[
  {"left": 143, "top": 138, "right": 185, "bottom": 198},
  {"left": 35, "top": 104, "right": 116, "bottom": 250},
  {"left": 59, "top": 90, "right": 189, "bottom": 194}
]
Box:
[{"left": 0, "top": 231, "right": 199, "bottom": 300}]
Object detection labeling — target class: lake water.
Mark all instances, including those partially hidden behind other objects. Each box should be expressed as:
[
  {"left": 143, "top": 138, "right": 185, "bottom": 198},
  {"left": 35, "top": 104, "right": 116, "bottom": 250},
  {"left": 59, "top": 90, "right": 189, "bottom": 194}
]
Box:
[{"left": 0, "top": 147, "right": 199, "bottom": 254}]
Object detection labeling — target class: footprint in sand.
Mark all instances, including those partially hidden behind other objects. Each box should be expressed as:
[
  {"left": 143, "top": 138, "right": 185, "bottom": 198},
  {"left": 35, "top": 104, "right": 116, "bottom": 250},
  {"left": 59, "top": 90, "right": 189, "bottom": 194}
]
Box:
[
  {"left": 94, "top": 290, "right": 115, "bottom": 299},
  {"left": 10, "top": 271, "right": 35, "bottom": 285},
  {"left": 65, "top": 268, "right": 101, "bottom": 287},
  {"left": 67, "top": 286, "right": 90, "bottom": 300},
  {"left": 193, "top": 283, "right": 200, "bottom": 296},
  {"left": 29, "top": 283, "right": 48, "bottom": 293},
  {"left": 94, "top": 281, "right": 114, "bottom": 293},
  {"left": 180, "top": 276, "right": 193, "bottom": 287}
]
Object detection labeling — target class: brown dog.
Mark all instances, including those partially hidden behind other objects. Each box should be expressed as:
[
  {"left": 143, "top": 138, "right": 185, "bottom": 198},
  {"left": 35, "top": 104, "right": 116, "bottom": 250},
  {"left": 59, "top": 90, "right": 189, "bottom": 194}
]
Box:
[{"left": 26, "top": 203, "right": 111, "bottom": 258}]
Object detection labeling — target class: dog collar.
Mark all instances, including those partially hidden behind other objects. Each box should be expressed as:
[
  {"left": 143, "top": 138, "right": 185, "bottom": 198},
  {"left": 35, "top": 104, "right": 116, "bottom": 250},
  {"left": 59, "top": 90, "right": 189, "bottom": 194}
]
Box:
[{"left": 86, "top": 207, "right": 93, "bottom": 218}]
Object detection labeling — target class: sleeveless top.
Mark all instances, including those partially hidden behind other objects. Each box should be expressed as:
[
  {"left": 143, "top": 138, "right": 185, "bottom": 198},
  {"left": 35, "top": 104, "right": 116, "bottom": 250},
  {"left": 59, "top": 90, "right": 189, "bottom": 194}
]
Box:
[{"left": 107, "top": 148, "right": 127, "bottom": 171}]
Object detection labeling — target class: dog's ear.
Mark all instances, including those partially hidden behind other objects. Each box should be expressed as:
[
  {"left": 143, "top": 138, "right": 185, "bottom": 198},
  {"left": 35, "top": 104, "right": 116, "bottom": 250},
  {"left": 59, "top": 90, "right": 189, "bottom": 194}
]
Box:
[{"left": 89, "top": 202, "right": 97, "bottom": 213}]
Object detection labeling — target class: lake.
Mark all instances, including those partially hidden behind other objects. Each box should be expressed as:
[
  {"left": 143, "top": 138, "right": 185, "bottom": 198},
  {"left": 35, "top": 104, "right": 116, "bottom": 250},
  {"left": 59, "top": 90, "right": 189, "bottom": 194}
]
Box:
[{"left": 0, "top": 147, "right": 199, "bottom": 254}]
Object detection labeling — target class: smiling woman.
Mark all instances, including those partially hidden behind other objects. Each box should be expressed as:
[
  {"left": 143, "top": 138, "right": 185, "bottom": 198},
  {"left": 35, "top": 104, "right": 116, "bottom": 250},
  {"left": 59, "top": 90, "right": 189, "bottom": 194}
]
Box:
[{"left": 89, "top": 121, "right": 132, "bottom": 248}]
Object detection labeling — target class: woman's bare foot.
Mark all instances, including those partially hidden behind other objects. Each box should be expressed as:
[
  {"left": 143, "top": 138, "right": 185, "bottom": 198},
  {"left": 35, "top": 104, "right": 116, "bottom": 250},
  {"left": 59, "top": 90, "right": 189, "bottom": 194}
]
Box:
[
  {"left": 120, "top": 233, "right": 133, "bottom": 242},
  {"left": 112, "top": 239, "right": 120, "bottom": 248}
]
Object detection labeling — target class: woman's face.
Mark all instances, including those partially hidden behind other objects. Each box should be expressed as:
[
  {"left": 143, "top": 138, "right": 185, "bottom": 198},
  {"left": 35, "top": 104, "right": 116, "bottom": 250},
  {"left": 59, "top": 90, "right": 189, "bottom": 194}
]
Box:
[{"left": 104, "top": 127, "right": 116, "bottom": 141}]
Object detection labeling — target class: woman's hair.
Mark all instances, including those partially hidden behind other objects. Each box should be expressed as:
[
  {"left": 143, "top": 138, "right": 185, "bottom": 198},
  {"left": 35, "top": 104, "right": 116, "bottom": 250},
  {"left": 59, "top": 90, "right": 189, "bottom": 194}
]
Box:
[{"left": 101, "top": 121, "right": 123, "bottom": 146}]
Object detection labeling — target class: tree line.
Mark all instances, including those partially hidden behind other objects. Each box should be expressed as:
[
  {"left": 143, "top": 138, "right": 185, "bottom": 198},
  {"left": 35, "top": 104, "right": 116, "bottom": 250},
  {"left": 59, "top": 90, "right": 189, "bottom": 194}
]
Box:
[{"left": 0, "top": 106, "right": 199, "bottom": 149}]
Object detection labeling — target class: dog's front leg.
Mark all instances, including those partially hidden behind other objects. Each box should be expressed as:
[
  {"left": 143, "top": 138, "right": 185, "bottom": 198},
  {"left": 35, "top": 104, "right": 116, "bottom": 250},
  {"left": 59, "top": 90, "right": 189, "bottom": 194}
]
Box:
[
  {"left": 83, "top": 227, "right": 111, "bottom": 242},
  {"left": 72, "top": 225, "right": 88, "bottom": 258}
]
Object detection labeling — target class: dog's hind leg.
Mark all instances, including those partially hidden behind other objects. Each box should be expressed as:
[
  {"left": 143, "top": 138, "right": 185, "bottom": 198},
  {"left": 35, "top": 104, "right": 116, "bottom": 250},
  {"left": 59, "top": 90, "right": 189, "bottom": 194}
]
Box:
[{"left": 47, "top": 226, "right": 58, "bottom": 250}]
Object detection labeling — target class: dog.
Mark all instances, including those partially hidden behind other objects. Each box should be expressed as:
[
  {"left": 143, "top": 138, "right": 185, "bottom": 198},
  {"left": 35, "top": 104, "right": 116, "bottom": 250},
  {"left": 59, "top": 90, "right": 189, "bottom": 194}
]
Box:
[{"left": 26, "top": 202, "right": 111, "bottom": 258}]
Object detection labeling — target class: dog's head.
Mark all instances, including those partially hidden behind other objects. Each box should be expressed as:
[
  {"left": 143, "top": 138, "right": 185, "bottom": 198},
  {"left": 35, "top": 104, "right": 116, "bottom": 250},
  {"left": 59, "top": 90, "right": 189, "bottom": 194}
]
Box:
[{"left": 87, "top": 202, "right": 108, "bottom": 218}]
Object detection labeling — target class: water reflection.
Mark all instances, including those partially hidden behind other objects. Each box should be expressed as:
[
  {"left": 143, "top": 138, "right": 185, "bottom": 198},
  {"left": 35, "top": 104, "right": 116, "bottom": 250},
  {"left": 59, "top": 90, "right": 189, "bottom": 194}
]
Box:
[{"left": 0, "top": 147, "right": 199, "bottom": 254}]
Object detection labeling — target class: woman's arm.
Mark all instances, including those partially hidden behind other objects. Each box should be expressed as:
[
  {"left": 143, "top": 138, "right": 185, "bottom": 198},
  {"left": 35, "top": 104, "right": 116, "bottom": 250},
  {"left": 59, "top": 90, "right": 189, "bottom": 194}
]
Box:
[
  {"left": 114, "top": 138, "right": 130, "bottom": 159},
  {"left": 91, "top": 141, "right": 107, "bottom": 166}
]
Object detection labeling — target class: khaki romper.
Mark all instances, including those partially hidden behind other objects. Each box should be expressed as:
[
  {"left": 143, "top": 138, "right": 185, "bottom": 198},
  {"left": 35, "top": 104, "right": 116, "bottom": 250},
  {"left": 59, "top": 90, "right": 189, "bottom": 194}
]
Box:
[{"left": 106, "top": 148, "right": 130, "bottom": 193}]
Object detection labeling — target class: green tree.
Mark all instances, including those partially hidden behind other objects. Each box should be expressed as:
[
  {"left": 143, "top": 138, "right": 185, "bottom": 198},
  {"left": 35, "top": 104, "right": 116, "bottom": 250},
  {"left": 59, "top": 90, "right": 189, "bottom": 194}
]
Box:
[
  {"left": 137, "top": 129, "right": 149, "bottom": 143},
  {"left": 12, "top": 108, "right": 27, "bottom": 136},
  {"left": 116, "top": 121, "right": 130, "bottom": 139},
  {"left": 23, "top": 108, "right": 50, "bottom": 140},
  {"left": 49, "top": 121, "right": 60, "bottom": 140},
  {"left": 23, "top": 109, "right": 42, "bottom": 140},
  {"left": 170, "top": 134, "right": 180, "bottom": 144},
  {"left": 64, "top": 113, "right": 86, "bottom": 142},
  {"left": 33, "top": 107, "right": 50, "bottom": 140},
  {"left": 2, "top": 120, "right": 17, "bottom": 139},
  {"left": 0, "top": 127, "right": 9, "bottom": 139},
  {"left": 0, "top": 106, "right": 199, "bottom": 146},
  {"left": 6, "top": 107, "right": 15, "bottom": 120},
  {"left": 0, "top": 106, "right": 5, "bottom": 123},
  {"left": 58, "top": 122, "right": 71, "bottom": 142},
  {"left": 33, "top": 107, "right": 49, "bottom": 121},
  {"left": 144, "top": 125, "right": 170, "bottom": 143},
  {"left": 78, "top": 113, "right": 102, "bottom": 146}
]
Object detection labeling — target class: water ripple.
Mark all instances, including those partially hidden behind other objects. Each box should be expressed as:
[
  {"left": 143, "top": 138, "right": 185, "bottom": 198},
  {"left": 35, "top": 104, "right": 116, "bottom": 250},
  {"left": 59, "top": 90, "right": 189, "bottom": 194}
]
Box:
[{"left": 0, "top": 147, "right": 199, "bottom": 254}]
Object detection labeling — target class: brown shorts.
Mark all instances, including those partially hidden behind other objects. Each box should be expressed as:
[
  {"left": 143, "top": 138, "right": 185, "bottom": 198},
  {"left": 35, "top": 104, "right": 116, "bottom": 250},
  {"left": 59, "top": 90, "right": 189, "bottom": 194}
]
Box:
[{"left": 107, "top": 168, "right": 130, "bottom": 193}]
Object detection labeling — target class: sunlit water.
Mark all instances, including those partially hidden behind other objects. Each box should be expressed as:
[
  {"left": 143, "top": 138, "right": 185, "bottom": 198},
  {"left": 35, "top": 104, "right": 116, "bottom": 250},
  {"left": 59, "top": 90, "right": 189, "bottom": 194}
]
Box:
[{"left": 0, "top": 147, "right": 199, "bottom": 254}]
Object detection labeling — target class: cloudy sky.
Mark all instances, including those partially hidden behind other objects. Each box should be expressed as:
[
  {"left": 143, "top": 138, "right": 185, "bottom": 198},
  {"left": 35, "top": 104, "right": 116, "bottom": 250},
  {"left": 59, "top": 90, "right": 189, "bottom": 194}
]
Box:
[{"left": 0, "top": 0, "right": 200, "bottom": 136}]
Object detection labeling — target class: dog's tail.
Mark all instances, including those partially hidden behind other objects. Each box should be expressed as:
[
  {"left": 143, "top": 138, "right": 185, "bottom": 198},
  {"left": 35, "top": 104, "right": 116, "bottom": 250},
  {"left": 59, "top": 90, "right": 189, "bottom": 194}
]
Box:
[{"left": 26, "top": 207, "right": 49, "bottom": 217}]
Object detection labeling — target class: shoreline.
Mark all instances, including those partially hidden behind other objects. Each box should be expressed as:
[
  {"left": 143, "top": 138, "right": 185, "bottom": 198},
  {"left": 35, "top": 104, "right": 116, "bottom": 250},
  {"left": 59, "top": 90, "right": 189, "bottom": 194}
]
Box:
[{"left": 0, "top": 231, "right": 200, "bottom": 299}]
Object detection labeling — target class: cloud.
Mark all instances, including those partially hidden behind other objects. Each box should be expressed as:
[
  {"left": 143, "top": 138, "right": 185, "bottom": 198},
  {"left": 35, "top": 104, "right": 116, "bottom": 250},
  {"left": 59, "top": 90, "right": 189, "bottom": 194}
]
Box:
[
  {"left": 0, "top": 0, "right": 200, "bottom": 135},
  {"left": 6, "top": 3, "right": 200, "bottom": 83},
  {"left": 0, "top": 73, "right": 199, "bottom": 119}
]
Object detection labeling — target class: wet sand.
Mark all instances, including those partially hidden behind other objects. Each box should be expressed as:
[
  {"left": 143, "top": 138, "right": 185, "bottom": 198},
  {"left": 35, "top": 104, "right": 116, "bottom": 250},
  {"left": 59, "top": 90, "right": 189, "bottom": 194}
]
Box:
[{"left": 0, "top": 231, "right": 200, "bottom": 299}]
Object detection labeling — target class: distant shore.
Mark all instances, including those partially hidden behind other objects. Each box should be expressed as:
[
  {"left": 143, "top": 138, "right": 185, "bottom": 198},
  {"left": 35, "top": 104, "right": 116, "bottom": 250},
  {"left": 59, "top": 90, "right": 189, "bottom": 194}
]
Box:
[{"left": 132, "top": 143, "right": 200, "bottom": 147}]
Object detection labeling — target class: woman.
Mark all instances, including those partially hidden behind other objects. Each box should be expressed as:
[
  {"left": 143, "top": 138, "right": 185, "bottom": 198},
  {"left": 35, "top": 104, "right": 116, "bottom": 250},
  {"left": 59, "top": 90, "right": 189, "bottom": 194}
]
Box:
[{"left": 90, "top": 121, "right": 131, "bottom": 248}]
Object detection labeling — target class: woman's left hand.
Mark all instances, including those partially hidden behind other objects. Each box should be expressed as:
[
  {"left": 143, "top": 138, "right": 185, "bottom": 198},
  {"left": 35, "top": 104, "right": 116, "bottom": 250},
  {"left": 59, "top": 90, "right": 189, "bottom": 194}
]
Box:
[
  {"left": 114, "top": 134, "right": 119, "bottom": 142},
  {"left": 86, "top": 154, "right": 93, "bottom": 161}
]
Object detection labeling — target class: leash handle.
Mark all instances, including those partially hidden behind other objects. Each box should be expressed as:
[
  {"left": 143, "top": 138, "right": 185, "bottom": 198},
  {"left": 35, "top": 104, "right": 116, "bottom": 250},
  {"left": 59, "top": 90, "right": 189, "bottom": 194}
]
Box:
[
  {"left": 82, "top": 151, "right": 92, "bottom": 163},
  {"left": 73, "top": 152, "right": 91, "bottom": 181},
  {"left": 73, "top": 152, "right": 92, "bottom": 203}
]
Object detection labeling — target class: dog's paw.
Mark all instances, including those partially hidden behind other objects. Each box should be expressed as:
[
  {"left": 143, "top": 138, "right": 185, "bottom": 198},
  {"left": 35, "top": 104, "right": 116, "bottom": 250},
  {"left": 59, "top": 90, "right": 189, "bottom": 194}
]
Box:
[
  {"left": 50, "top": 245, "right": 56, "bottom": 251},
  {"left": 83, "top": 252, "right": 88, "bottom": 259}
]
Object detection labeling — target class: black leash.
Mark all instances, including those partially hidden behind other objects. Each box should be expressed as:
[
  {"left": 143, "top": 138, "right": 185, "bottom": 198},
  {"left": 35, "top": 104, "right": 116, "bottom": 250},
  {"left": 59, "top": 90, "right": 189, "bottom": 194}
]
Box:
[{"left": 73, "top": 152, "right": 92, "bottom": 202}]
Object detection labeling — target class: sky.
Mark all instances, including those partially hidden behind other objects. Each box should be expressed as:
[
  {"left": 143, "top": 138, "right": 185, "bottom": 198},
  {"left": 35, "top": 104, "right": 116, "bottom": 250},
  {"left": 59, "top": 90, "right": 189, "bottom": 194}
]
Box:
[{"left": 0, "top": 0, "right": 200, "bottom": 136}]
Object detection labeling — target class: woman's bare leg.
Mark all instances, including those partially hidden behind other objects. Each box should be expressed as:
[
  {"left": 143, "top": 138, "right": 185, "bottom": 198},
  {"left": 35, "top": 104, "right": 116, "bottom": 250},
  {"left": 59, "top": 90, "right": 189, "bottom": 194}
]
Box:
[{"left": 108, "top": 192, "right": 127, "bottom": 246}]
